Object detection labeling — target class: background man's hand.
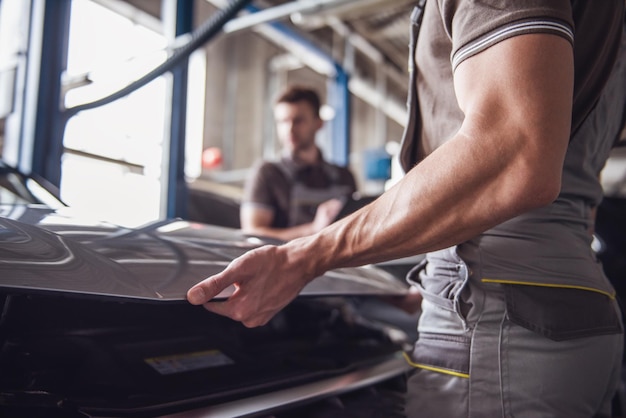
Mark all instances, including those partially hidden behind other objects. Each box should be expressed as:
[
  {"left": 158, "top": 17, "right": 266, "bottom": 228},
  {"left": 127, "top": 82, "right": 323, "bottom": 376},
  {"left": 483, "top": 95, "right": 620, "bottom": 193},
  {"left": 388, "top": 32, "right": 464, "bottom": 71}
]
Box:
[
  {"left": 312, "top": 198, "right": 344, "bottom": 232},
  {"left": 382, "top": 286, "right": 423, "bottom": 314}
]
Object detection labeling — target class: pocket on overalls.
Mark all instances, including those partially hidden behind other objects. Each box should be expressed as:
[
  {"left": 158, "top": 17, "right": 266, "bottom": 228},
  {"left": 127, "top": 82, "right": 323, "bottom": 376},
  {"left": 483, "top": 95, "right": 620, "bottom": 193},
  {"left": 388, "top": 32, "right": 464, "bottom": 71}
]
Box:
[
  {"left": 503, "top": 284, "right": 623, "bottom": 341},
  {"left": 405, "top": 251, "right": 473, "bottom": 376},
  {"left": 406, "top": 250, "right": 470, "bottom": 318}
]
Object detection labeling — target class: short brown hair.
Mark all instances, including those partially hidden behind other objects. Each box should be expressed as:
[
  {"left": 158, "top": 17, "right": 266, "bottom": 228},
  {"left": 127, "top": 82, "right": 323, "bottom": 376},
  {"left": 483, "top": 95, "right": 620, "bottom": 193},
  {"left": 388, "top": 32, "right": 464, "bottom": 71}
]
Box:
[{"left": 275, "top": 85, "right": 321, "bottom": 117}]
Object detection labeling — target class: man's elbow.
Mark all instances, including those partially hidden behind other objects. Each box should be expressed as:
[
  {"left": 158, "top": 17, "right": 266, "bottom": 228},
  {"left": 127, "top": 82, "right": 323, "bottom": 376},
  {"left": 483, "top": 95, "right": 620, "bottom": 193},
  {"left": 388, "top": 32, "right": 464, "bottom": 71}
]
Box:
[
  {"left": 510, "top": 139, "right": 566, "bottom": 211},
  {"left": 532, "top": 182, "right": 561, "bottom": 208},
  {"left": 516, "top": 172, "right": 562, "bottom": 211}
]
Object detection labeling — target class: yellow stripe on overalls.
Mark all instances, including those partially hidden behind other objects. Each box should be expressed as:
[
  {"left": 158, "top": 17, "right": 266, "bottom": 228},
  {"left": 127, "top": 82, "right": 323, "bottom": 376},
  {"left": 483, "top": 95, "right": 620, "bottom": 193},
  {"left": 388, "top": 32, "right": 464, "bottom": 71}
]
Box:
[
  {"left": 402, "top": 352, "right": 470, "bottom": 379},
  {"left": 480, "top": 278, "right": 616, "bottom": 299}
]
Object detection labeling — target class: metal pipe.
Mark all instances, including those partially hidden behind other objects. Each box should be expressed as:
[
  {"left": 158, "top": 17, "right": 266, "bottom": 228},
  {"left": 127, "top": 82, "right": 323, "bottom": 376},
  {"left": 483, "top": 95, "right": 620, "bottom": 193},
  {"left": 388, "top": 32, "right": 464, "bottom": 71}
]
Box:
[
  {"left": 204, "top": 0, "right": 407, "bottom": 125},
  {"left": 204, "top": 0, "right": 360, "bottom": 34}
]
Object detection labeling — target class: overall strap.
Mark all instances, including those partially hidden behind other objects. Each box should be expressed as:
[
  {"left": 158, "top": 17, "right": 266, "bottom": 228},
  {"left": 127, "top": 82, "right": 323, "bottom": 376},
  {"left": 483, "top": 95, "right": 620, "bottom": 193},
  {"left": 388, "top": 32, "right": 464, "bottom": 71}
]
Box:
[{"left": 398, "top": 0, "right": 427, "bottom": 172}]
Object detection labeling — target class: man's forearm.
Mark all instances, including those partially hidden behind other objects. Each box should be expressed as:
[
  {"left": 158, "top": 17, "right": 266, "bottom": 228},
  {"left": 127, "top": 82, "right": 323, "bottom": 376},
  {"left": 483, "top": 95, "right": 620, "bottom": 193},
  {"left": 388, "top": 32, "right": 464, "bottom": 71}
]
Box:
[
  {"left": 283, "top": 135, "right": 539, "bottom": 278},
  {"left": 285, "top": 34, "right": 573, "bottom": 279}
]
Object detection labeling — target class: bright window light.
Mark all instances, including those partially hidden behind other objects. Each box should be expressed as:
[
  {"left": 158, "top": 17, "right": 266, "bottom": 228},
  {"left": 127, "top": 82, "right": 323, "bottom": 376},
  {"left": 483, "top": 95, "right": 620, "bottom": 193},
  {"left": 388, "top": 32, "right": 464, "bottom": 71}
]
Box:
[{"left": 61, "top": 0, "right": 167, "bottom": 227}]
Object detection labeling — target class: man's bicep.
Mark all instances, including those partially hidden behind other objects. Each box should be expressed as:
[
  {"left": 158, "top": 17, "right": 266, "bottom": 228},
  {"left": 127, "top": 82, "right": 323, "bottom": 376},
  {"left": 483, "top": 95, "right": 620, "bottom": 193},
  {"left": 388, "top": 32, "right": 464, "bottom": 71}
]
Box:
[
  {"left": 455, "top": 33, "right": 573, "bottom": 132},
  {"left": 446, "top": 33, "right": 575, "bottom": 208},
  {"left": 453, "top": 33, "right": 573, "bottom": 162}
]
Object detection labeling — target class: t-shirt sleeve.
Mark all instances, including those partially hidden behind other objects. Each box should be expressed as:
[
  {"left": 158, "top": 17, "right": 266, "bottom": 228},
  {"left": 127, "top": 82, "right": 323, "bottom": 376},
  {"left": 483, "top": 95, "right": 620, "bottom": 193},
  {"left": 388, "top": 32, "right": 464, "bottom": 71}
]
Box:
[
  {"left": 438, "top": 0, "right": 575, "bottom": 71},
  {"left": 242, "top": 161, "right": 277, "bottom": 211},
  {"left": 343, "top": 168, "right": 358, "bottom": 195}
]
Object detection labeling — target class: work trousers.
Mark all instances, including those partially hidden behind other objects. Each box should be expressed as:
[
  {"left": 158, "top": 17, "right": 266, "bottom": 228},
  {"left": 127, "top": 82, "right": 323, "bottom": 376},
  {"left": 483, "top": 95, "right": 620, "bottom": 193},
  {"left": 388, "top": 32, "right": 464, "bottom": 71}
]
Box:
[{"left": 404, "top": 263, "right": 624, "bottom": 418}]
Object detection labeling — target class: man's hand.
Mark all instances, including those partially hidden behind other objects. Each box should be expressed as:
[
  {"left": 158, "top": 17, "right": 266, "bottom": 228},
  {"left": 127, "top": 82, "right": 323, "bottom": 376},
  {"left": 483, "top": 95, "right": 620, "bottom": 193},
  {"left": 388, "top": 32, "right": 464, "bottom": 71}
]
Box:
[
  {"left": 186, "top": 244, "right": 314, "bottom": 327},
  {"left": 189, "top": 33, "right": 575, "bottom": 330},
  {"left": 312, "top": 198, "right": 344, "bottom": 232},
  {"left": 240, "top": 198, "right": 345, "bottom": 241},
  {"left": 382, "top": 286, "right": 423, "bottom": 314}
]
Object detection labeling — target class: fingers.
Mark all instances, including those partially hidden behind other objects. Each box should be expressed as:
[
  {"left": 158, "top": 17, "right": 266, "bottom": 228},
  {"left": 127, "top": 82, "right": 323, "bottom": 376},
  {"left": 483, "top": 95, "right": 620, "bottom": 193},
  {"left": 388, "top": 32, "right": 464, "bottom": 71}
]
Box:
[
  {"left": 187, "top": 276, "right": 272, "bottom": 326},
  {"left": 313, "top": 198, "right": 344, "bottom": 230},
  {"left": 202, "top": 299, "right": 271, "bottom": 328},
  {"left": 379, "top": 286, "right": 423, "bottom": 314},
  {"left": 325, "top": 199, "right": 344, "bottom": 218},
  {"left": 320, "top": 198, "right": 343, "bottom": 214},
  {"left": 187, "top": 248, "right": 262, "bottom": 305},
  {"left": 187, "top": 285, "right": 207, "bottom": 305},
  {"left": 186, "top": 245, "right": 299, "bottom": 328},
  {"left": 187, "top": 270, "right": 232, "bottom": 305},
  {"left": 200, "top": 281, "right": 275, "bottom": 327}
]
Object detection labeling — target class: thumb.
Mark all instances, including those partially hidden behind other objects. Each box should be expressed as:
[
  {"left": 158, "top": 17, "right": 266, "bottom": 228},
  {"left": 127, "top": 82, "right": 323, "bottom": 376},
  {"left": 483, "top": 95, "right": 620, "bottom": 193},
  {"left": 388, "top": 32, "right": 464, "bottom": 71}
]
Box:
[{"left": 187, "top": 271, "right": 232, "bottom": 305}]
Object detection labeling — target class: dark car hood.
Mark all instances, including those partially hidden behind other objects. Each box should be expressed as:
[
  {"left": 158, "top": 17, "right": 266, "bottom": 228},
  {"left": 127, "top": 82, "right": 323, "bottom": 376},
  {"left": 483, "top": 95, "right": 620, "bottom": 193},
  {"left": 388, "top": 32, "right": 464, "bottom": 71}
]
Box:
[{"left": 0, "top": 205, "right": 408, "bottom": 302}]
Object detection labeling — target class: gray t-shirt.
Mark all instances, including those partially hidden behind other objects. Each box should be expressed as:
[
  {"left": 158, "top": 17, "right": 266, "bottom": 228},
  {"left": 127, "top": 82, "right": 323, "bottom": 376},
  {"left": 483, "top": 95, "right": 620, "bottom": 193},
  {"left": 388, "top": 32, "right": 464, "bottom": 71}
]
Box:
[
  {"left": 401, "top": 0, "right": 625, "bottom": 295},
  {"left": 242, "top": 153, "right": 356, "bottom": 228}
]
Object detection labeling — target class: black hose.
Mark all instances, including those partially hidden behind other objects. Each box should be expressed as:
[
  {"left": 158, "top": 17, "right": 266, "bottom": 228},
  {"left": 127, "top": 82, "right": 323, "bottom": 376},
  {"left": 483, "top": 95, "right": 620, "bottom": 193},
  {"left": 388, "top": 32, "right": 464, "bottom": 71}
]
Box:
[{"left": 63, "top": 0, "right": 252, "bottom": 118}]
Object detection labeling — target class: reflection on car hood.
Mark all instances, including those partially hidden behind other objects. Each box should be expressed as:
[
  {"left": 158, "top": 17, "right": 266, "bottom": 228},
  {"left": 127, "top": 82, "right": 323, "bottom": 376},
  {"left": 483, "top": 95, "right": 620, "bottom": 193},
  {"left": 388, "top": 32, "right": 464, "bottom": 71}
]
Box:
[{"left": 0, "top": 206, "right": 408, "bottom": 302}]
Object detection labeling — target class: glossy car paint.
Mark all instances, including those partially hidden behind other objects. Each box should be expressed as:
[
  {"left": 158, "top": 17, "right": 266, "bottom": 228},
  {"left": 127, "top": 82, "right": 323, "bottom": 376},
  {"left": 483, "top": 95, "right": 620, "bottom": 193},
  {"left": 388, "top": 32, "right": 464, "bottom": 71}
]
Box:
[
  {"left": 0, "top": 206, "right": 408, "bottom": 301},
  {"left": 0, "top": 162, "right": 413, "bottom": 417}
]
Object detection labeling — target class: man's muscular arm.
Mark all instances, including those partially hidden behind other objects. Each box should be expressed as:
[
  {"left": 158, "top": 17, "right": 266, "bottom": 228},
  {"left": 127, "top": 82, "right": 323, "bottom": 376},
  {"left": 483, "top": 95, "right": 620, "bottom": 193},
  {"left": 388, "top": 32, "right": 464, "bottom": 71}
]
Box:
[{"left": 189, "top": 33, "right": 574, "bottom": 327}]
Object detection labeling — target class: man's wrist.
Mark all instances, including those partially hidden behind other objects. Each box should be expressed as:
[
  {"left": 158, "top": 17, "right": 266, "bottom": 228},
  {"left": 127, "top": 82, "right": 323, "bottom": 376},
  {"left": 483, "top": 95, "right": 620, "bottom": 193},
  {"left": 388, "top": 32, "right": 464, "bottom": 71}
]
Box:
[{"left": 281, "top": 235, "right": 332, "bottom": 282}]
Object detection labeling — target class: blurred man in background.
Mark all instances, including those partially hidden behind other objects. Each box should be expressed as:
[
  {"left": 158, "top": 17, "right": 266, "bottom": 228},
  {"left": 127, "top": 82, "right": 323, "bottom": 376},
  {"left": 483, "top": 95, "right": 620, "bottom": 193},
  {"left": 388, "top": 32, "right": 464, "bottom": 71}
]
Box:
[{"left": 240, "top": 85, "right": 356, "bottom": 241}]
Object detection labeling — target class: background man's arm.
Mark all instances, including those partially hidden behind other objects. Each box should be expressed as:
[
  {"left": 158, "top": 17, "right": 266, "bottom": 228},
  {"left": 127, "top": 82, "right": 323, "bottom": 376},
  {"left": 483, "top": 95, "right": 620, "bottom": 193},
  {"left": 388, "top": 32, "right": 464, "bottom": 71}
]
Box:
[{"left": 240, "top": 199, "right": 344, "bottom": 241}]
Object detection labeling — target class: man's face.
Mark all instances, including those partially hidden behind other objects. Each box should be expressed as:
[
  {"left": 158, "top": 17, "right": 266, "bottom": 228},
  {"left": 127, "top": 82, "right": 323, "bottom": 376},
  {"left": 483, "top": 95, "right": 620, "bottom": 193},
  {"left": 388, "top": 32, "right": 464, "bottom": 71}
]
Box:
[{"left": 274, "top": 101, "right": 323, "bottom": 155}]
